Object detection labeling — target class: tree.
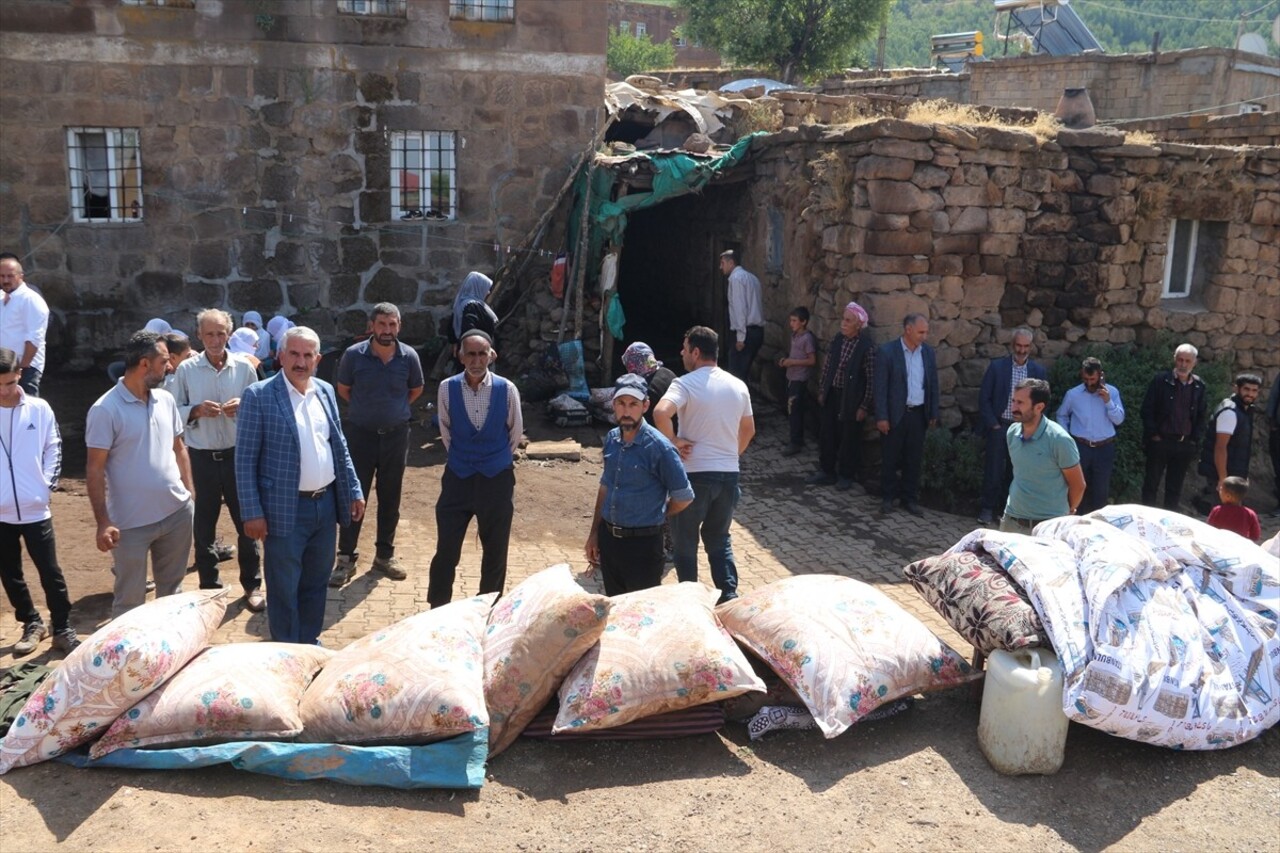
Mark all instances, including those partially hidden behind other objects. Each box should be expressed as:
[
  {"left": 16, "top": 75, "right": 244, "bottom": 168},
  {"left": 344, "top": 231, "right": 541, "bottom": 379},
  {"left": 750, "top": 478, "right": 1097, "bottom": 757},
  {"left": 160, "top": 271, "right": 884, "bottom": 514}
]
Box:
[
  {"left": 607, "top": 29, "right": 678, "bottom": 79},
  {"left": 677, "top": 0, "right": 892, "bottom": 83}
]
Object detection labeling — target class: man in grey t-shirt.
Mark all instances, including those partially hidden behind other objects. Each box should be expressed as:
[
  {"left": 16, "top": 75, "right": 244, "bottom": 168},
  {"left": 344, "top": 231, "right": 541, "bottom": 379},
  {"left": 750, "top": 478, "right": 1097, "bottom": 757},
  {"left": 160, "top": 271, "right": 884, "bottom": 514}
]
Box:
[{"left": 86, "top": 331, "right": 195, "bottom": 617}]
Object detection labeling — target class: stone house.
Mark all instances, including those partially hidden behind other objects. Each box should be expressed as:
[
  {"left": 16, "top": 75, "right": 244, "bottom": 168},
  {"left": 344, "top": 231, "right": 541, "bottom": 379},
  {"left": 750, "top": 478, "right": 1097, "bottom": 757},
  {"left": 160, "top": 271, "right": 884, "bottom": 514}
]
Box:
[
  {"left": 0, "top": 0, "right": 606, "bottom": 370},
  {"left": 608, "top": 1, "right": 722, "bottom": 71}
]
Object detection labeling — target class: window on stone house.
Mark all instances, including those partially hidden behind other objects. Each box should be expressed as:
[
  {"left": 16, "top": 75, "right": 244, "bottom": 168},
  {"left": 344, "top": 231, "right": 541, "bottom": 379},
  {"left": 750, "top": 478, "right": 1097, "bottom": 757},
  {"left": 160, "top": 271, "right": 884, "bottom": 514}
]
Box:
[
  {"left": 1161, "top": 219, "right": 1225, "bottom": 302},
  {"left": 390, "top": 131, "right": 457, "bottom": 222},
  {"left": 338, "top": 0, "right": 407, "bottom": 15},
  {"left": 450, "top": 0, "right": 515, "bottom": 22},
  {"left": 619, "top": 21, "right": 631, "bottom": 35},
  {"left": 636, "top": 22, "right": 647, "bottom": 38},
  {"left": 675, "top": 34, "right": 688, "bottom": 48},
  {"left": 66, "top": 128, "right": 143, "bottom": 223}
]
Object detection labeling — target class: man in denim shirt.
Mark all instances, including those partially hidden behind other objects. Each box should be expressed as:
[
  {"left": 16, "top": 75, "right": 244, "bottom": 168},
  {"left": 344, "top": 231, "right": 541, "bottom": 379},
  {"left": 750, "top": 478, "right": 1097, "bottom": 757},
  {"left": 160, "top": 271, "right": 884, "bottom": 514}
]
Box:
[{"left": 585, "top": 374, "right": 693, "bottom": 596}]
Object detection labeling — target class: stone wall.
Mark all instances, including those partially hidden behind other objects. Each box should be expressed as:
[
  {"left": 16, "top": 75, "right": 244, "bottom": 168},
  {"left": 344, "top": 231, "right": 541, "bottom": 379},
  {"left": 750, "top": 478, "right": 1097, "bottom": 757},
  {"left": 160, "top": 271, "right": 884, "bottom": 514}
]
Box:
[
  {"left": 0, "top": 0, "right": 606, "bottom": 369},
  {"left": 1112, "top": 111, "right": 1280, "bottom": 147},
  {"left": 734, "top": 121, "right": 1278, "bottom": 433}
]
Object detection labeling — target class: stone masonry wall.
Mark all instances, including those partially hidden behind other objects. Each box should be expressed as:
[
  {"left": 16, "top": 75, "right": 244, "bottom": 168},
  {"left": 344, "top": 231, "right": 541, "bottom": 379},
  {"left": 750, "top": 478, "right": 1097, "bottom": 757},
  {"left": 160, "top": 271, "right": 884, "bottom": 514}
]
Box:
[
  {"left": 736, "top": 121, "right": 1278, "bottom": 433},
  {"left": 0, "top": 0, "right": 605, "bottom": 369}
]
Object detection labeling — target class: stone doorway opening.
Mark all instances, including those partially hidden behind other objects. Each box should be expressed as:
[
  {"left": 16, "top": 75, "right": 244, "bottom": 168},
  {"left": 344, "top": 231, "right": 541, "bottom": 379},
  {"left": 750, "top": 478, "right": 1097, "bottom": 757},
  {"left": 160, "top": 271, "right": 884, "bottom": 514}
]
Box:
[{"left": 612, "top": 182, "right": 750, "bottom": 375}]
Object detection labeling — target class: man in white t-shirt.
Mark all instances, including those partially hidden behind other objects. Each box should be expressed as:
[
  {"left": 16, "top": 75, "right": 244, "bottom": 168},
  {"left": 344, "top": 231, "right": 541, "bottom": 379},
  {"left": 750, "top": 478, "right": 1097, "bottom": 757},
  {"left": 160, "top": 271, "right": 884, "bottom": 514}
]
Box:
[{"left": 654, "top": 326, "right": 755, "bottom": 603}]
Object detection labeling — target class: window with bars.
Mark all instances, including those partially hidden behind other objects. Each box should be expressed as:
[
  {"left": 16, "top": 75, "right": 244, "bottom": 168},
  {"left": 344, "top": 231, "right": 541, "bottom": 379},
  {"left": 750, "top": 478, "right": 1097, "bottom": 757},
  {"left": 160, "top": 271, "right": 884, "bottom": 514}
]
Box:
[
  {"left": 450, "top": 0, "right": 514, "bottom": 23},
  {"left": 66, "top": 128, "right": 144, "bottom": 223},
  {"left": 618, "top": 20, "right": 630, "bottom": 35},
  {"left": 635, "top": 22, "right": 647, "bottom": 38},
  {"left": 390, "top": 132, "right": 457, "bottom": 222},
  {"left": 337, "top": 0, "right": 407, "bottom": 16}
]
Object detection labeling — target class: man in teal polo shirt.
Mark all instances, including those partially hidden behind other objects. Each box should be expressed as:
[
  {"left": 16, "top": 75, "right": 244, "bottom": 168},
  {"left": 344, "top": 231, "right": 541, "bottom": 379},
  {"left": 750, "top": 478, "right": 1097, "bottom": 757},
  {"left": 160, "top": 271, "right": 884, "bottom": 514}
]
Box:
[{"left": 1001, "top": 378, "right": 1085, "bottom": 533}]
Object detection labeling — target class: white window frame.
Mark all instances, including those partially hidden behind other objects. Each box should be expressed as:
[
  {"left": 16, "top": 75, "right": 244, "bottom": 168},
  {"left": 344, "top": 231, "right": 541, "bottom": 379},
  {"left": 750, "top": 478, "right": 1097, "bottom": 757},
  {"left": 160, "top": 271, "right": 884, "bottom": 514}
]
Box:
[
  {"left": 635, "top": 22, "right": 647, "bottom": 38},
  {"left": 1161, "top": 218, "right": 1199, "bottom": 299},
  {"left": 618, "top": 20, "right": 630, "bottom": 35},
  {"left": 66, "top": 127, "right": 144, "bottom": 223},
  {"left": 449, "top": 0, "right": 515, "bottom": 22},
  {"left": 390, "top": 131, "right": 458, "bottom": 222},
  {"left": 675, "top": 34, "right": 688, "bottom": 48},
  {"left": 337, "top": 0, "right": 406, "bottom": 16}
]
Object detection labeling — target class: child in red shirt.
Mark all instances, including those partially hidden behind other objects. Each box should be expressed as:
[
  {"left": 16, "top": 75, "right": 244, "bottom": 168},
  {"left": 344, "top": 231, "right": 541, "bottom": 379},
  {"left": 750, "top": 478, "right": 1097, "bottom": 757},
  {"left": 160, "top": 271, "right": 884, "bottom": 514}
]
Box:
[{"left": 1207, "top": 476, "right": 1261, "bottom": 543}]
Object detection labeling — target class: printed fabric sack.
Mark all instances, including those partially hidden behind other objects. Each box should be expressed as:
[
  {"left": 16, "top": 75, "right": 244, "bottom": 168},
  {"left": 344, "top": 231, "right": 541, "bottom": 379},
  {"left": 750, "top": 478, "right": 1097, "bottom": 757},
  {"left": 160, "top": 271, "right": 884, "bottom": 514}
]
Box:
[
  {"left": 299, "top": 594, "right": 495, "bottom": 745},
  {"left": 483, "top": 564, "right": 611, "bottom": 756},
  {"left": 0, "top": 589, "right": 229, "bottom": 773},
  {"left": 717, "top": 575, "right": 974, "bottom": 738},
  {"left": 903, "top": 549, "right": 1045, "bottom": 654},
  {"left": 553, "top": 582, "right": 765, "bottom": 733},
  {"left": 90, "top": 642, "right": 333, "bottom": 758}
]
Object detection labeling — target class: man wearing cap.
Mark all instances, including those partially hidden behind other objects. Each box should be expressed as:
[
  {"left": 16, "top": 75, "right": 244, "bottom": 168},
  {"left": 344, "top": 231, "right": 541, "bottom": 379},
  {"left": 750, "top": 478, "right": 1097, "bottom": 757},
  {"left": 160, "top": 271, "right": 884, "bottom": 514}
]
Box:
[
  {"left": 720, "top": 250, "right": 764, "bottom": 384},
  {"left": 653, "top": 326, "right": 755, "bottom": 604},
  {"left": 171, "top": 309, "right": 265, "bottom": 610},
  {"left": 426, "top": 330, "right": 523, "bottom": 608},
  {"left": 976, "top": 328, "right": 1046, "bottom": 524},
  {"left": 808, "top": 301, "right": 875, "bottom": 491},
  {"left": 585, "top": 375, "right": 693, "bottom": 595},
  {"left": 1055, "top": 357, "right": 1125, "bottom": 514}
]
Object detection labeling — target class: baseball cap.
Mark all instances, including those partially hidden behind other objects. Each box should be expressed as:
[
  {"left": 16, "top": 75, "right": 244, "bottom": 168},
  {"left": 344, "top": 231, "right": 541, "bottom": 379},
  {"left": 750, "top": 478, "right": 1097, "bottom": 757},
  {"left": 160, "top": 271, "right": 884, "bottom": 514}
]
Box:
[{"left": 613, "top": 373, "right": 648, "bottom": 402}]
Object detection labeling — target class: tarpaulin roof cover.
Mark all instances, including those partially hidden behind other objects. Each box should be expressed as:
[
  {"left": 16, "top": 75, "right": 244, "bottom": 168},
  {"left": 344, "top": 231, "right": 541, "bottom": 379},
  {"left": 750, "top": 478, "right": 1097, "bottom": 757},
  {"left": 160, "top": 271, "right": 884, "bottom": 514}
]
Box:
[{"left": 568, "top": 132, "right": 766, "bottom": 287}]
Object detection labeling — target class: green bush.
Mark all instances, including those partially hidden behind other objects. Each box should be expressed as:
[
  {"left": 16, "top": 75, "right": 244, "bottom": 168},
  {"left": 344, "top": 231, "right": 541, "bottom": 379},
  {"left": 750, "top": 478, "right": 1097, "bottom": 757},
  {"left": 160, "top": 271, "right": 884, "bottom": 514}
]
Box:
[
  {"left": 1046, "top": 334, "right": 1232, "bottom": 502},
  {"left": 920, "top": 427, "right": 984, "bottom": 512}
]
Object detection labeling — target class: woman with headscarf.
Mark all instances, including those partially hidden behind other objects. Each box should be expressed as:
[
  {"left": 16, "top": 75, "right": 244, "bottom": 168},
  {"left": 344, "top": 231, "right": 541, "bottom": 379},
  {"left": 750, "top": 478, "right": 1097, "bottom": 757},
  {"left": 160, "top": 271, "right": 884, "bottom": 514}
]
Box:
[
  {"left": 242, "top": 310, "right": 271, "bottom": 360},
  {"left": 451, "top": 272, "right": 498, "bottom": 342},
  {"left": 229, "top": 326, "right": 267, "bottom": 378},
  {"left": 143, "top": 318, "right": 172, "bottom": 335},
  {"left": 622, "top": 342, "right": 675, "bottom": 427}
]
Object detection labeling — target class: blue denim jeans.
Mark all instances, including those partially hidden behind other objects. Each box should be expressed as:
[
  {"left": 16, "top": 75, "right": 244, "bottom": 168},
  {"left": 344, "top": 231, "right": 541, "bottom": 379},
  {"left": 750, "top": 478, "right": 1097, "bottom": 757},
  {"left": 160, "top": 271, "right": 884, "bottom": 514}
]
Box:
[
  {"left": 263, "top": 490, "right": 337, "bottom": 645},
  {"left": 671, "top": 471, "right": 740, "bottom": 601}
]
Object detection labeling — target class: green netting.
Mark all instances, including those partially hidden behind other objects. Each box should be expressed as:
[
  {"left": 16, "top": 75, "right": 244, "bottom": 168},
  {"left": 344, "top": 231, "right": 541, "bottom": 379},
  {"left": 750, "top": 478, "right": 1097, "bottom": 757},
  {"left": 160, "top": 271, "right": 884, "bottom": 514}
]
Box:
[{"left": 567, "top": 132, "right": 766, "bottom": 288}]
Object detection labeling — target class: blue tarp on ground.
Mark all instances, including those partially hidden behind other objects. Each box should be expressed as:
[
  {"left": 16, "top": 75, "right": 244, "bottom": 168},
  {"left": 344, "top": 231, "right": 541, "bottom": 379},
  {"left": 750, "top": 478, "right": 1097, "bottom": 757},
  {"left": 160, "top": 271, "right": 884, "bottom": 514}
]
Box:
[{"left": 56, "top": 729, "right": 488, "bottom": 789}]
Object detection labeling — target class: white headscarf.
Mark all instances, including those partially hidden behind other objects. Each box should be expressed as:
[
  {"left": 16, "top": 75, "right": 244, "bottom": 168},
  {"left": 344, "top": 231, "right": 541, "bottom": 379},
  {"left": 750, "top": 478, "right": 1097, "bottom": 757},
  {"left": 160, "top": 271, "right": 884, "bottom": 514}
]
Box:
[
  {"left": 452, "top": 272, "right": 497, "bottom": 339},
  {"left": 266, "top": 315, "right": 294, "bottom": 346},
  {"left": 143, "top": 318, "right": 172, "bottom": 335},
  {"left": 229, "top": 327, "right": 260, "bottom": 355},
  {"left": 242, "top": 310, "right": 264, "bottom": 329}
]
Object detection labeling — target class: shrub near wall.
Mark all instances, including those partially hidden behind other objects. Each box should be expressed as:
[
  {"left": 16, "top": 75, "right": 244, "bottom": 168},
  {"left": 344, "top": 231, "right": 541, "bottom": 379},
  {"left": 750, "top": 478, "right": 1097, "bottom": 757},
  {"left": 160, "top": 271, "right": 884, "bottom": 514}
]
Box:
[{"left": 1046, "top": 335, "right": 1231, "bottom": 504}]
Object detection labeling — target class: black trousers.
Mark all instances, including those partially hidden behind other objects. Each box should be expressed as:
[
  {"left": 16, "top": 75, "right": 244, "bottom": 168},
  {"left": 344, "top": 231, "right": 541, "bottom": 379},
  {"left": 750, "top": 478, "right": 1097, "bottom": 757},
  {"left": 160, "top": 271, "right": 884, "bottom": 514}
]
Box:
[
  {"left": 880, "top": 407, "right": 927, "bottom": 504},
  {"left": 786, "top": 380, "right": 809, "bottom": 448},
  {"left": 0, "top": 518, "right": 72, "bottom": 630},
  {"left": 189, "top": 448, "right": 261, "bottom": 592},
  {"left": 1141, "top": 437, "right": 1196, "bottom": 510},
  {"left": 338, "top": 422, "right": 411, "bottom": 560},
  {"left": 427, "top": 467, "right": 515, "bottom": 608},
  {"left": 598, "top": 529, "right": 664, "bottom": 596},
  {"left": 818, "top": 386, "right": 862, "bottom": 479}
]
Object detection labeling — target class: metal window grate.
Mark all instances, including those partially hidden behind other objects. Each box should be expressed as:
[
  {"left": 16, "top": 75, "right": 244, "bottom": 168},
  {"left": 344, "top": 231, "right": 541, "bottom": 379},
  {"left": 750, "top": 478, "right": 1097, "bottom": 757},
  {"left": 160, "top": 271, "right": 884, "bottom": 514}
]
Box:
[
  {"left": 449, "top": 0, "right": 514, "bottom": 23},
  {"left": 390, "top": 131, "right": 457, "bottom": 222},
  {"left": 337, "top": 0, "right": 407, "bottom": 16},
  {"left": 66, "top": 128, "right": 144, "bottom": 223}
]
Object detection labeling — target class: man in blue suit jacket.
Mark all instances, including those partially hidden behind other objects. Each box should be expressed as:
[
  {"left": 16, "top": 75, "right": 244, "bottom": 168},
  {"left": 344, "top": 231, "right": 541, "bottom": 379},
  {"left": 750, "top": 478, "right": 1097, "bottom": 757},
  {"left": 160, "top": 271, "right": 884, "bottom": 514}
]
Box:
[
  {"left": 236, "top": 326, "right": 364, "bottom": 645},
  {"left": 976, "top": 328, "right": 1047, "bottom": 524},
  {"left": 873, "top": 314, "right": 939, "bottom": 516}
]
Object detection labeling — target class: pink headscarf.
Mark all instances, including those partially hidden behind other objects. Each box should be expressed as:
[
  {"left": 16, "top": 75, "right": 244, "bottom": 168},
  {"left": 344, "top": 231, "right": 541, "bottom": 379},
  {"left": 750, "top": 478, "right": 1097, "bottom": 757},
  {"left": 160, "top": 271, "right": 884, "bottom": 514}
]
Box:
[{"left": 844, "top": 301, "right": 869, "bottom": 326}]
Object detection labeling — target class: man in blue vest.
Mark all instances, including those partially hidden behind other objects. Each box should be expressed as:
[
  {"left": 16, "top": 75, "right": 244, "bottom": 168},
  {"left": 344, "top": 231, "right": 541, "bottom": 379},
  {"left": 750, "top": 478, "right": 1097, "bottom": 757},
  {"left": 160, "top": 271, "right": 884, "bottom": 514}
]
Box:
[{"left": 426, "top": 330, "right": 523, "bottom": 608}]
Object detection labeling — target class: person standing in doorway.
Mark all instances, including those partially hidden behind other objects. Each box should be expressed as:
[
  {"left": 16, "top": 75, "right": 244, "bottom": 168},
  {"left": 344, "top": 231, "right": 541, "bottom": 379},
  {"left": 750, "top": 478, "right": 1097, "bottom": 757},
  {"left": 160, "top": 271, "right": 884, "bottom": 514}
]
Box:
[
  {"left": 170, "top": 309, "right": 264, "bottom": 611},
  {"left": 0, "top": 347, "right": 78, "bottom": 655},
  {"left": 720, "top": 250, "right": 763, "bottom": 384},
  {"left": 0, "top": 253, "right": 49, "bottom": 397},
  {"left": 976, "top": 328, "right": 1046, "bottom": 524},
  {"left": 653, "top": 326, "right": 755, "bottom": 604},
  {"left": 873, "top": 313, "right": 939, "bottom": 517},
  {"left": 426, "top": 331, "right": 523, "bottom": 608},
  {"left": 1055, "top": 357, "right": 1124, "bottom": 515},
  {"left": 235, "top": 326, "right": 364, "bottom": 645},
  {"left": 329, "top": 303, "right": 424, "bottom": 586},
  {"left": 86, "top": 331, "right": 195, "bottom": 618},
  {"left": 777, "top": 307, "right": 817, "bottom": 457}
]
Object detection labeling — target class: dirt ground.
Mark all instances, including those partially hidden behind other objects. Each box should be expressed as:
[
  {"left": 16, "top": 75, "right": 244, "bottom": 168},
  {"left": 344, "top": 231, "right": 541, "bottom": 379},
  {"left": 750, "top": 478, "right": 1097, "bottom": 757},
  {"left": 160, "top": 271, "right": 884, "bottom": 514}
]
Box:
[{"left": 0, "top": 375, "right": 1277, "bottom": 852}]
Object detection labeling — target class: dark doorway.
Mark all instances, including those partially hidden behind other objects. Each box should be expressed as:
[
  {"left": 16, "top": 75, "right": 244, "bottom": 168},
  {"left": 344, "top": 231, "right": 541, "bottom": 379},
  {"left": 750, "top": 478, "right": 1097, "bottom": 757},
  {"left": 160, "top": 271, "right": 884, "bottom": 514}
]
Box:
[{"left": 612, "top": 183, "right": 749, "bottom": 377}]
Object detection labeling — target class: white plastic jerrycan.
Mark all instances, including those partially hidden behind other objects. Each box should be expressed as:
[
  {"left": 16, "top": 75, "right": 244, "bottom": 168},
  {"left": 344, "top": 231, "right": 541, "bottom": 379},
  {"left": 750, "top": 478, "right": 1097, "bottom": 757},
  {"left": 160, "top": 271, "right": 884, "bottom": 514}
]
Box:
[{"left": 978, "top": 647, "right": 1068, "bottom": 775}]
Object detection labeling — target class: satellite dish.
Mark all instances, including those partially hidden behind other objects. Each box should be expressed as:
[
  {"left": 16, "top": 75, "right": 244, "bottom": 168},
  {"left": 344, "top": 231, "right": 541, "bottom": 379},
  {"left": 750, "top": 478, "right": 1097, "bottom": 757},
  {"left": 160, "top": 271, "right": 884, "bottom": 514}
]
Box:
[{"left": 1238, "top": 32, "right": 1268, "bottom": 56}]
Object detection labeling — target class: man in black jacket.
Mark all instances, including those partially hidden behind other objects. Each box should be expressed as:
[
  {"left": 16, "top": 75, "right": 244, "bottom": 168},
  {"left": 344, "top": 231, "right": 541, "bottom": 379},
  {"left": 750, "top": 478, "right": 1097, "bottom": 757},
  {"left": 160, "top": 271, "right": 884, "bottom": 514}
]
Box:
[
  {"left": 1140, "top": 344, "right": 1207, "bottom": 511},
  {"left": 1195, "top": 373, "right": 1262, "bottom": 509},
  {"left": 807, "top": 302, "right": 875, "bottom": 492}
]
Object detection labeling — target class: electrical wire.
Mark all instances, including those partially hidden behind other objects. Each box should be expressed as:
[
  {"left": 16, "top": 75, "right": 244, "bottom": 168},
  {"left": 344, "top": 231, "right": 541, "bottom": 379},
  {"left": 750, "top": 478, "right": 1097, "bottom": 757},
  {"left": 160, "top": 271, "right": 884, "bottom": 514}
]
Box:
[
  {"left": 1074, "top": 0, "right": 1277, "bottom": 26},
  {"left": 1099, "top": 91, "right": 1280, "bottom": 123}
]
